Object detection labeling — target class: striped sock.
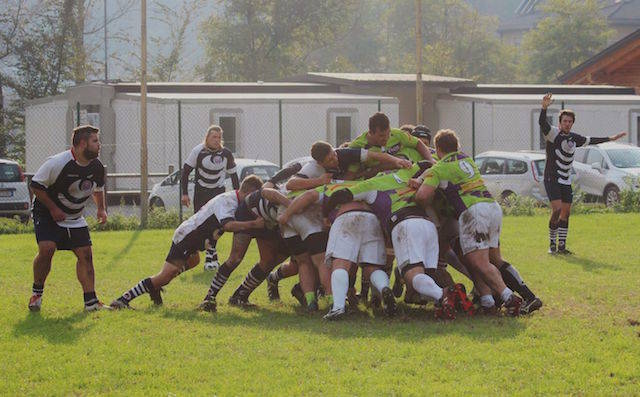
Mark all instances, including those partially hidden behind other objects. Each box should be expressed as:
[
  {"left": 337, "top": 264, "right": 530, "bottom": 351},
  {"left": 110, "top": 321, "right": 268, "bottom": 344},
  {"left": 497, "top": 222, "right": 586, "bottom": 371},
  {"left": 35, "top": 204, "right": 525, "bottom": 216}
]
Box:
[
  {"left": 549, "top": 221, "right": 558, "bottom": 248},
  {"left": 270, "top": 267, "right": 284, "bottom": 283},
  {"left": 234, "top": 264, "right": 267, "bottom": 297},
  {"left": 120, "top": 277, "right": 152, "bottom": 303},
  {"left": 558, "top": 219, "right": 569, "bottom": 250},
  {"left": 83, "top": 291, "right": 99, "bottom": 307},
  {"left": 32, "top": 283, "right": 44, "bottom": 296},
  {"left": 205, "top": 263, "right": 232, "bottom": 300},
  {"left": 205, "top": 247, "right": 218, "bottom": 262}
]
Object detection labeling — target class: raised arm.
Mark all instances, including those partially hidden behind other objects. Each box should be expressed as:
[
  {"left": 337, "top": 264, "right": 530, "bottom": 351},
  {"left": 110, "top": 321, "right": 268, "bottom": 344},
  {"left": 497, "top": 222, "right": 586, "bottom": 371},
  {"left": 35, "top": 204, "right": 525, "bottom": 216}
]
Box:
[{"left": 539, "top": 93, "right": 552, "bottom": 135}]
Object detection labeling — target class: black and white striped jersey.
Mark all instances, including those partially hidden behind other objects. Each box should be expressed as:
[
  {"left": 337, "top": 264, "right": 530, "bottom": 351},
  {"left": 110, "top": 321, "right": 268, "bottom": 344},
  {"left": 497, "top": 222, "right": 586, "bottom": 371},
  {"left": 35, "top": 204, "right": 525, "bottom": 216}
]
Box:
[
  {"left": 185, "top": 143, "right": 237, "bottom": 190},
  {"left": 539, "top": 110, "right": 589, "bottom": 185},
  {"left": 296, "top": 148, "right": 368, "bottom": 180},
  {"left": 31, "top": 150, "right": 105, "bottom": 228},
  {"left": 172, "top": 190, "right": 239, "bottom": 247},
  {"left": 244, "top": 189, "right": 280, "bottom": 227}
]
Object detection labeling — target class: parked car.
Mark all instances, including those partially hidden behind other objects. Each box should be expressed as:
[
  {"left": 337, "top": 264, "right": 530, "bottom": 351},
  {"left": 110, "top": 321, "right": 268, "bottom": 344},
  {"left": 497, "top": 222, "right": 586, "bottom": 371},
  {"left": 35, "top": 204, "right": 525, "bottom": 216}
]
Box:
[
  {"left": 149, "top": 158, "right": 280, "bottom": 210},
  {"left": 572, "top": 142, "right": 640, "bottom": 206},
  {"left": 283, "top": 156, "right": 313, "bottom": 169},
  {"left": 0, "top": 159, "right": 30, "bottom": 222},
  {"left": 474, "top": 151, "right": 548, "bottom": 203}
]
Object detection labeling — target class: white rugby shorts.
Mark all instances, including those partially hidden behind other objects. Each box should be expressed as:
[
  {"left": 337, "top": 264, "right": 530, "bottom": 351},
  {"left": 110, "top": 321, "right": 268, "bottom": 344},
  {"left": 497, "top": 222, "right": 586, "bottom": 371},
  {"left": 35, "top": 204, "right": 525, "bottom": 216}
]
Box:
[
  {"left": 325, "top": 211, "right": 386, "bottom": 266},
  {"left": 392, "top": 217, "right": 439, "bottom": 272},
  {"left": 458, "top": 201, "right": 502, "bottom": 255}
]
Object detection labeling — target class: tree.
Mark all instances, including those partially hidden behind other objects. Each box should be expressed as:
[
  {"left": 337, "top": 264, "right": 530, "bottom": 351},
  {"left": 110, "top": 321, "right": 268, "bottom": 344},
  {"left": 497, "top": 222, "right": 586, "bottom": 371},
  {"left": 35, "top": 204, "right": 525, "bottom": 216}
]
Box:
[
  {"left": 198, "top": 0, "right": 358, "bottom": 81},
  {"left": 519, "top": 0, "right": 613, "bottom": 83}
]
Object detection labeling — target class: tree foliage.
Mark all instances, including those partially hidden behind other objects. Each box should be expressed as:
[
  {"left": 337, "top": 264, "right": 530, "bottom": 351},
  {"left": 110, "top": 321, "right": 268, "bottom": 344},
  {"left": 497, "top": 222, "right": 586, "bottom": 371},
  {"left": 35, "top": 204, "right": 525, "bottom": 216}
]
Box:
[{"left": 519, "top": 0, "right": 613, "bottom": 83}]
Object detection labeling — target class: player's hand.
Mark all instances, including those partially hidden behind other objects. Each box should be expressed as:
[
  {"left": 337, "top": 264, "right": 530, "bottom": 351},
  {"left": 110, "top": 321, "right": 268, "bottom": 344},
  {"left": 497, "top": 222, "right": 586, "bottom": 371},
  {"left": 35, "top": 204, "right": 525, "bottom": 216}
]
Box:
[
  {"left": 277, "top": 213, "right": 289, "bottom": 226},
  {"left": 408, "top": 177, "right": 423, "bottom": 189},
  {"left": 50, "top": 206, "right": 66, "bottom": 222},
  {"left": 395, "top": 158, "right": 412, "bottom": 169},
  {"left": 319, "top": 173, "right": 332, "bottom": 185},
  {"left": 96, "top": 208, "right": 108, "bottom": 224},
  {"left": 611, "top": 132, "right": 627, "bottom": 141},
  {"left": 542, "top": 93, "right": 552, "bottom": 109},
  {"left": 212, "top": 228, "right": 223, "bottom": 240},
  {"left": 181, "top": 194, "right": 190, "bottom": 207},
  {"left": 253, "top": 218, "right": 265, "bottom": 229}
]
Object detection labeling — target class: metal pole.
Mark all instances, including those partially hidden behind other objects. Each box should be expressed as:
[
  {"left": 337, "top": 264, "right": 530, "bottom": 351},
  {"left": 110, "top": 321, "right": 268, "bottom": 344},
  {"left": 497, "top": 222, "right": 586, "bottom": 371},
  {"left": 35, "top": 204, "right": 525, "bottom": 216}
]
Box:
[
  {"left": 561, "top": 101, "right": 565, "bottom": 110},
  {"left": 278, "top": 99, "right": 283, "bottom": 168},
  {"left": 76, "top": 102, "right": 80, "bottom": 126},
  {"left": 140, "top": 0, "right": 148, "bottom": 227},
  {"left": 415, "top": 0, "right": 423, "bottom": 124},
  {"left": 471, "top": 101, "right": 476, "bottom": 158},
  {"left": 377, "top": 99, "right": 381, "bottom": 112},
  {"left": 177, "top": 100, "right": 183, "bottom": 222},
  {"left": 104, "top": 0, "right": 108, "bottom": 81}
]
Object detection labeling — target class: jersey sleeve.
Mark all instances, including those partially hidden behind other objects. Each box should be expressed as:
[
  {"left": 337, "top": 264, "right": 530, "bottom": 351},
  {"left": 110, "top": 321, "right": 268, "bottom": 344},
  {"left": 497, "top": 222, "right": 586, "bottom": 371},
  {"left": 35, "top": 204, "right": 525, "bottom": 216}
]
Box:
[
  {"left": 94, "top": 162, "right": 106, "bottom": 191},
  {"left": 184, "top": 144, "right": 201, "bottom": 168},
  {"left": 31, "top": 155, "right": 62, "bottom": 190},
  {"left": 422, "top": 164, "right": 442, "bottom": 188},
  {"left": 337, "top": 148, "right": 366, "bottom": 169},
  {"left": 573, "top": 133, "right": 589, "bottom": 147},
  {"left": 244, "top": 190, "right": 262, "bottom": 211},
  {"left": 539, "top": 109, "right": 559, "bottom": 142},
  {"left": 397, "top": 130, "right": 419, "bottom": 149},
  {"left": 297, "top": 161, "right": 324, "bottom": 179},
  {"left": 224, "top": 149, "right": 237, "bottom": 174},
  {"left": 213, "top": 196, "right": 237, "bottom": 225}
]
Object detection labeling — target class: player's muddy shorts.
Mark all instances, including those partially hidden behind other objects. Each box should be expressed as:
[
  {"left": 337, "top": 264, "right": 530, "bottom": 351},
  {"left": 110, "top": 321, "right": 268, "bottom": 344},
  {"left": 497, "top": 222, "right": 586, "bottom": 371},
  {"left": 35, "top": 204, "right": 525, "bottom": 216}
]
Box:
[
  {"left": 325, "top": 210, "right": 385, "bottom": 266},
  {"left": 391, "top": 217, "right": 439, "bottom": 272},
  {"left": 459, "top": 201, "right": 502, "bottom": 255}
]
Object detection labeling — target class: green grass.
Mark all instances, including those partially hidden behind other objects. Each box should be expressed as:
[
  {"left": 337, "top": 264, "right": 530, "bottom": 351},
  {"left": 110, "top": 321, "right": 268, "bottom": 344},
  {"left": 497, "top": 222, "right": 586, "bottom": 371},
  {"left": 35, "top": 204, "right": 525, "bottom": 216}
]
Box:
[{"left": 1, "top": 214, "right": 639, "bottom": 395}]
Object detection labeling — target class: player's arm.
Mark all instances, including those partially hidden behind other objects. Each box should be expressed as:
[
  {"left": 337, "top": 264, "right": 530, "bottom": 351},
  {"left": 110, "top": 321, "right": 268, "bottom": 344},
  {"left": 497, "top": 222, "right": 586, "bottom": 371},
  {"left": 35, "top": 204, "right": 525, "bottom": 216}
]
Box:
[
  {"left": 366, "top": 151, "right": 412, "bottom": 169},
  {"left": 285, "top": 173, "right": 331, "bottom": 191},
  {"left": 265, "top": 162, "right": 302, "bottom": 189},
  {"left": 539, "top": 93, "right": 553, "bottom": 136},
  {"left": 222, "top": 217, "right": 265, "bottom": 232},
  {"left": 278, "top": 189, "right": 320, "bottom": 225},
  {"left": 31, "top": 188, "right": 65, "bottom": 221},
  {"left": 416, "top": 139, "right": 435, "bottom": 163},
  {"left": 93, "top": 190, "right": 107, "bottom": 224},
  {"left": 260, "top": 188, "right": 291, "bottom": 207},
  {"left": 30, "top": 157, "right": 66, "bottom": 221},
  {"left": 583, "top": 132, "right": 627, "bottom": 146},
  {"left": 415, "top": 184, "right": 437, "bottom": 207},
  {"left": 414, "top": 167, "right": 440, "bottom": 207}
]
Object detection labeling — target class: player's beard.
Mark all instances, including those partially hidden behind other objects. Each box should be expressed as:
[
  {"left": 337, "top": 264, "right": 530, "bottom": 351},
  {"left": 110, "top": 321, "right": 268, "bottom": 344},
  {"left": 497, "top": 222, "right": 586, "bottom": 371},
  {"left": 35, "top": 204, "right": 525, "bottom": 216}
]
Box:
[{"left": 84, "top": 148, "right": 99, "bottom": 160}]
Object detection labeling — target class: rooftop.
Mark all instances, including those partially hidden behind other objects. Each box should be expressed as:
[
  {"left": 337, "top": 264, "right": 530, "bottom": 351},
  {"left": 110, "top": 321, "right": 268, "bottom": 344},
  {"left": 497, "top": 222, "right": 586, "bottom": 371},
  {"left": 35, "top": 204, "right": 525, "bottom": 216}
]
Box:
[{"left": 289, "top": 72, "right": 474, "bottom": 86}]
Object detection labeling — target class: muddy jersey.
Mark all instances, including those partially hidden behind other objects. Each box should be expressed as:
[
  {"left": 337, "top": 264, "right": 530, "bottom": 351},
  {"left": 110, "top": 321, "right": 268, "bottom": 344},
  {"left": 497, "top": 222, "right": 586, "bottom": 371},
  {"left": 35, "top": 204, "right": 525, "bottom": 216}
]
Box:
[
  {"left": 244, "top": 189, "right": 280, "bottom": 228},
  {"left": 422, "top": 151, "right": 493, "bottom": 219},
  {"left": 348, "top": 128, "right": 422, "bottom": 172},
  {"left": 31, "top": 150, "right": 105, "bottom": 228},
  {"left": 185, "top": 143, "right": 236, "bottom": 190},
  {"left": 172, "top": 190, "right": 239, "bottom": 249}
]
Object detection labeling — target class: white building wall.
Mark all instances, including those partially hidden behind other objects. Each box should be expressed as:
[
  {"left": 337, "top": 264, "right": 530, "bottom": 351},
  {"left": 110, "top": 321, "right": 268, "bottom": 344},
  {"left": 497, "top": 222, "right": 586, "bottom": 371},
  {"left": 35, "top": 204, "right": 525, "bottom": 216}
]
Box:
[
  {"left": 436, "top": 99, "right": 473, "bottom": 153},
  {"left": 25, "top": 100, "right": 69, "bottom": 173}
]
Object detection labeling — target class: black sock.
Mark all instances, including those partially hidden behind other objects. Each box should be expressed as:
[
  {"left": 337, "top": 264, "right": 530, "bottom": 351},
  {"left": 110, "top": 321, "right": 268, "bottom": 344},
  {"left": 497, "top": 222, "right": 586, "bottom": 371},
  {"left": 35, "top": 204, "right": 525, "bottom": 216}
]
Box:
[
  {"left": 557, "top": 219, "right": 569, "bottom": 249},
  {"left": 234, "top": 264, "right": 267, "bottom": 297},
  {"left": 83, "top": 291, "right": 98, "bottom": 307},
  {"left": 120, "top": 277, "right": 153, "bottom": 303},
  {"left": 360, "top": 276, "right": 369, "bottom": 296},
  {"left": 205, "top": 262, "right": 233, "bottom": 299},
  {"left": 499, "top": 262, "right": 536, "bottom": 302},
  {"left": 32, "top": 283, "right": 44, "bottom": 296}
]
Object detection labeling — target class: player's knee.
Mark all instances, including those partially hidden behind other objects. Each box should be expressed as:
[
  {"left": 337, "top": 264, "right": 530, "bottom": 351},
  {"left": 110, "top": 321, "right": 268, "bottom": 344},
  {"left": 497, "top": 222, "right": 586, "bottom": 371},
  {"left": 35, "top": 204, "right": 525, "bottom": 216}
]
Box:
[{"left": 38, "top": 243, "right": 56, "bottom": 260}]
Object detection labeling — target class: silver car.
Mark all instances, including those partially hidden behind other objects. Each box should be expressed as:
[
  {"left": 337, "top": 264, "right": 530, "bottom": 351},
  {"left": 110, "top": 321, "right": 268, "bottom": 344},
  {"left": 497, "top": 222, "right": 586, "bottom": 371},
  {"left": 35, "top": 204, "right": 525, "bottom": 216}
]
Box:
[
  {"left": 0, "top": 159, "right": 31, "bottom": 222},
  {"left": 148, "top": 158, "right": 279, "bottom": 210},
  {"left": 474, "top": 151, "right": 547, "bottom": 203},
  {"left": 572, "top": 143, "right": 640, "bottom": 206}
]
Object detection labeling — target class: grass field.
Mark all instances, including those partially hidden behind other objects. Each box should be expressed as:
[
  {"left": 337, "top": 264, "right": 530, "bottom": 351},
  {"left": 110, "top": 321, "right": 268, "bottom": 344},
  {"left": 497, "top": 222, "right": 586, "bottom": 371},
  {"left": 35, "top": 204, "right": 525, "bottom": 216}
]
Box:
[{"left": 1, "top": 213, "right": 639, "bottom": 395}]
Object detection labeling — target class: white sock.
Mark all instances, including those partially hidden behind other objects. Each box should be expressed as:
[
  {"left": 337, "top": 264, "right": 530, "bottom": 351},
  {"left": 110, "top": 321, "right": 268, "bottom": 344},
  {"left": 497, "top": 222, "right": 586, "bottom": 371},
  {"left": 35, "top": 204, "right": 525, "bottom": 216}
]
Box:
[
  {"left": 331, "top": 269, "right": 349, "bottom": 311},
  {"left": 411, "top": 273, "right": 443, "bottom": 301},
  {"left": 369, "top": 269, "right": 389, "bottom": 294},
  {"left": 480, "top": 294, "right": 495, "bottom": 308},
  {"left": 500, "top": 287, "right": 513, "bottom": 303}
]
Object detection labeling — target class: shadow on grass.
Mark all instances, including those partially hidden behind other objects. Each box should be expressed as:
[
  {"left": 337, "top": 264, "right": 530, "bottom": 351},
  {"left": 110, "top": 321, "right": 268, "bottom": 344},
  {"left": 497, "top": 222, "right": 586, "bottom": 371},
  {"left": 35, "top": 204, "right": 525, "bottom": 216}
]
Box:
[
  {"left": 555, "top": 254, "right": 621, "bottom": 273},
  {"left": 154, "top": 301, "right": 526, "bottom": 342},
  {"left": 13, "top": 311, "right": 92, "bottom": 344},
  {"left": 105, "top": 229, "right": 142, "bottom": 270}
]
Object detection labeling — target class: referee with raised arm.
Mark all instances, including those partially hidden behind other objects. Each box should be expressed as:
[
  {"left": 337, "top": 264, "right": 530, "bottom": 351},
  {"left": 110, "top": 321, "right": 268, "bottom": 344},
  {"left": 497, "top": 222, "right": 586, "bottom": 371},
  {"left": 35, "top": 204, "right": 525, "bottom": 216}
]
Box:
[{"left": 539, "top": 93, "right": 626, "bottom": 254}]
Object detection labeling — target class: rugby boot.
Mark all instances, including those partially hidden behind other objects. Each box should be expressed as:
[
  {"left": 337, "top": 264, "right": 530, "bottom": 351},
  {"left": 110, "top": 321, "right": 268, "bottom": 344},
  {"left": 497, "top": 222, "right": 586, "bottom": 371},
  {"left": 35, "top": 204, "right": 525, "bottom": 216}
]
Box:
[
  {"left": 109, "top": 298, "right": 131, "bottom": 310},
  {"left": 229, "top": 291, "right": 255, "bottom": 308},
  {"left": 290, "top": 283, "right": 306, "bottom": 307},
  {"left": 198, "top": 297, "right": 217, "bottom": 312},
  {"left": 503, "top": 294, "right": 523, "bottom": 317},
  {"left": 451, "top": 283, "right": 475, "bottom": 316},
  {"left": 85, "top": 301, "right": 113, "bottom": 312},
  {"left": 434, "top": 287, "right": 457, "bottom": 320},
  {"left": 323, "top": 307, "right": 346, "bottom": 320},
  {"left": 381, "top": 287, "right": 397, "bottom": 316},
  {"left": 392, "top": 267, "right": 404, "bottom": 298},
  {"left": 520, "top": 297, "right": 543, "bottom": 315},
  {"left": 149, "top": 285, "right": 164, "bottom": 306},
  {"left": 266, "top": 273, "right": 280, "bottom": 301},
  {"left": 306, "top": 300, "right": 319, "bottom": 313},
  {"left": 28, "top": 294, "right": 42, "bottom": 312}
]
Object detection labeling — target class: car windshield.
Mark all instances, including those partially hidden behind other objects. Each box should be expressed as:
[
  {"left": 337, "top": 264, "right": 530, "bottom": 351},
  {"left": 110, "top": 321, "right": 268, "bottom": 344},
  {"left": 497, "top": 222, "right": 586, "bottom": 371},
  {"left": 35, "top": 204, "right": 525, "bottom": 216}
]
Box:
[
  {"left": 244, "top": 165, "right": 279, "bottom": 180},
  {"left": 606, "top": 148, "right": 640, "bottom": 169},
  {"left": 534, "top": 159, "right": 545, "bottom": 177},
  {"left": 0, "top": 163, "right": 21, "bottom": 182}
]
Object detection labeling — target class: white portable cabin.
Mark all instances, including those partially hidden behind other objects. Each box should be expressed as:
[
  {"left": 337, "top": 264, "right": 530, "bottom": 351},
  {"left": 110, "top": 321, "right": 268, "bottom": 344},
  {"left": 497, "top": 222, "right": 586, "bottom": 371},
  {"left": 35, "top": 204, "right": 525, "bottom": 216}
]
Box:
[
  {"left": 436, "top": 86, "right": 640, "bottom": 156},
  {"left": 24, "top": 84, "right": 398, "bottom": 191}
]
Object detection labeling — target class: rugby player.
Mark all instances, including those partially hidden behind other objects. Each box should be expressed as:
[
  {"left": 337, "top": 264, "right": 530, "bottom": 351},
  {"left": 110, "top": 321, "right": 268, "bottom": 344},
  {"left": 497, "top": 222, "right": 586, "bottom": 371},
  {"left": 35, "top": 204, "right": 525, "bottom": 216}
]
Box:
[
  {"left": 29, "top": 125, "right": 109, "bottom": 312},
  {"left": 110, "top": 175, "right": 263, "bottom": 309},
  {"left": 413, "top": 129, "right": 523, "bottom": 316},
  {"left": 181, "top": 125, "right": 239, "bottom": 271},
  {"left": 539, "top": 93, "right": 626, "bottom": 254}
]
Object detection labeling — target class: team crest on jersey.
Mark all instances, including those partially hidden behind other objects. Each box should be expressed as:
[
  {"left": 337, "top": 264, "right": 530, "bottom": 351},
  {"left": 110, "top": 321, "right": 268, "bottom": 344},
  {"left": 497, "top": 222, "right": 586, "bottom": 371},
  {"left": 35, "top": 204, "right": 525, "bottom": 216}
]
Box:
[
  {"left": 459, "top": 161, "right": 475, "bottom": 178},
  {"left": 80, "top": 179, "right": 93, "bottom": 191},
  {"left": 212, "top": 155, "right": 223, "bottom": 164},
  {"left": 561, "top": 139, "right": 576, "bottom": 153}
]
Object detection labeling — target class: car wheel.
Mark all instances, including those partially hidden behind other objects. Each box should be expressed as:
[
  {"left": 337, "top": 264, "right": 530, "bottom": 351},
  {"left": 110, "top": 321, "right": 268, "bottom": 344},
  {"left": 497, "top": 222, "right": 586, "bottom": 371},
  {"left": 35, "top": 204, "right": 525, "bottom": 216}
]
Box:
[
  {"left": 603, "top": 185, "right": 619, "bottom": 207},
  {"left": 150, "top": 197, "right": 165, "bottom": 209},
  {"left": 500, "top": 190, "right": 516, "bottom": 204}
]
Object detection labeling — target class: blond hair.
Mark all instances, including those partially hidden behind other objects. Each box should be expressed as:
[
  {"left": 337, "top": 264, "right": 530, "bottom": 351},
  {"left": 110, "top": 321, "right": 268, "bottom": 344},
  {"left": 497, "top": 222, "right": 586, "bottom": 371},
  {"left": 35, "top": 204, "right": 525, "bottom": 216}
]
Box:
[{"left": 203, "top": 125, "right": 224, "bottom": 150}]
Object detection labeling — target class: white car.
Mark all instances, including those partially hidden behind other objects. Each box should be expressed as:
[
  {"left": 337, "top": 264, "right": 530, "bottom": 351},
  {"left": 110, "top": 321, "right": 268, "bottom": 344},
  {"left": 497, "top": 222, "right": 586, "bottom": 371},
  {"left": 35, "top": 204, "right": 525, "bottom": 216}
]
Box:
[
  {"left": 474, "top": 151, "right": 547, "bottom": 203},
  {"left": 149, "top": 158, "right": 280, "bottom": 210},
  {"left": 572, "top": 142, "right": 640, "bottom": 206},
  {"left": 0, "top": 158, "right": 31, "bottom": 222}
]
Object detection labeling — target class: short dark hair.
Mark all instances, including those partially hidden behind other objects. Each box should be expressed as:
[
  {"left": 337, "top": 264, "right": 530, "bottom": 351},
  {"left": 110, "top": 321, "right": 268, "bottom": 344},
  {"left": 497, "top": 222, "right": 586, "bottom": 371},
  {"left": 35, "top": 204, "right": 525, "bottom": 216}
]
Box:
[
  {"left": 239, "top": 175, "right": 263, "bottom": 193},
  {"left": 310, "top": 141, "right": 333, "bottom": 163},
  {"left": 369, "top": 112, "right": 389, "bottom": 134},
  {"left": 434, "top": 129, "right": 459, "bottom": 154},
  {"left": 559, "top": 110, "right": 575, "bottom": 123},
  {"left": 72, "top": 125, "right": 99, "bottom": 146},
  {"left": 399, "top": 124, "right": 415, "bottom": 134}
]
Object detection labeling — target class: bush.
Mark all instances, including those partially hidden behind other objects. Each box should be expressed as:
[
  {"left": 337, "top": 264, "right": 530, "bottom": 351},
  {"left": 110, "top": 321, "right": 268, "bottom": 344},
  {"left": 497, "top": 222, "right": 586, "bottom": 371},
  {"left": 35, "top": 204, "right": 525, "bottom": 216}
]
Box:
[
  {"left": 0, "top": 217, "right": 32, "bottom": 234},
  {"left": 614, "top": 188, "right": 640, "bottom": 213},
  {"left": 500, "top": 195, "right": 540, "bottom": 216}
]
